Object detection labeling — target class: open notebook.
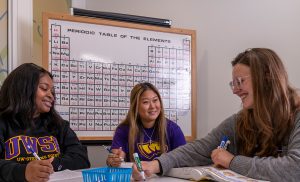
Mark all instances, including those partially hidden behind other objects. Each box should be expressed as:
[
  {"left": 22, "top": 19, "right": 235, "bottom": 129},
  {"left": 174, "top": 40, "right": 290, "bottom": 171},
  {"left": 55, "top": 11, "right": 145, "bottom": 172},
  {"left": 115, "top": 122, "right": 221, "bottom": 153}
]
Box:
[{"left": 165, "top": 166, "right": 269, "bottom": 182}]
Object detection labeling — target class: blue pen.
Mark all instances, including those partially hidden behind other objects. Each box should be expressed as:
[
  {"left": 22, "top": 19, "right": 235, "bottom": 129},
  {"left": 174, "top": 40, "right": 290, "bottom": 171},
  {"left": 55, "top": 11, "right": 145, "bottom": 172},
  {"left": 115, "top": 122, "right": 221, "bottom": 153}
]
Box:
[
  {"left": 27, "top": 145, "right": 41, "bottom": 160},
  {"left": 218, "top": 136, "right": 228, "bottom": 149},
  {"left": 224, "top": 140, "right": 231, "bottom": 150},
  {"left": 103, "top": 145, "right": 124, "bottom": 162},
  {"left": 103, "top": 145, "right": 112, "bottom": 153}
]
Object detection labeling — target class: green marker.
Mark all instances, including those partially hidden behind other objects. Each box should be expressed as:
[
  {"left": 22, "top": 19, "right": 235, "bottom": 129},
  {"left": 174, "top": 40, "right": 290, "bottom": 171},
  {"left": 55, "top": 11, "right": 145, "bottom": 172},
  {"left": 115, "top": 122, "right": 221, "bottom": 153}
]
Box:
[{"left": 133, "top": 153, "right": 146, "bottom": 181}]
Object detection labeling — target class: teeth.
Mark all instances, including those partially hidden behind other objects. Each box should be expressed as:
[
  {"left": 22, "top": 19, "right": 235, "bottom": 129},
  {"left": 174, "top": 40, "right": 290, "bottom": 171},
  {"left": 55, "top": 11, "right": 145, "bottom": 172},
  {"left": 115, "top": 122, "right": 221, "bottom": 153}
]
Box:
[
  {"left": 44, "top": 101, "right": 52, "bottom": 107},
  {"left": 240, "top": 95, "right": 246, "bottom": 100}
]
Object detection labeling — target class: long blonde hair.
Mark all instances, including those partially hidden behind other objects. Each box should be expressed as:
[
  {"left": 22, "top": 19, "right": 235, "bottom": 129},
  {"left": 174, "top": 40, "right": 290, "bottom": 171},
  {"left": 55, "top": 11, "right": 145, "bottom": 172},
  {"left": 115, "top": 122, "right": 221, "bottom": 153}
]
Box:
[
  {"left": 119, "top": 82, "right": 167, "bottom": 161},
  {"left": 232, "top": 48, "right": 300, "bottom": 157}
]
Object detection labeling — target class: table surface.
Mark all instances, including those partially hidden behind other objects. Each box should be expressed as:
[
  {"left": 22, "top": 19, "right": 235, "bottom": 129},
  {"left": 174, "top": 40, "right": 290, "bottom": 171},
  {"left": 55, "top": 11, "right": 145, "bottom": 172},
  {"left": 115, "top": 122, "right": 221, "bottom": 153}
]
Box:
[{"left": 49, "top": 169, "right": 192, "bottom": 182}]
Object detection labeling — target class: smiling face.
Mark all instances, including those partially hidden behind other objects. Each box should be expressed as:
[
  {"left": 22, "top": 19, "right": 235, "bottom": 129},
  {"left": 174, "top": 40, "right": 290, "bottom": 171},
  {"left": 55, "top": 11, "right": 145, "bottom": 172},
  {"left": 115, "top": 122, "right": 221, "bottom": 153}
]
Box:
[
  {"left": 138, "top": 89, "right": 161, "bottom": 128},
  {"left": 34, "top": 74, "right": 55, "bottom": 117},
  {"left": 232, "top": 63, "right": 253, "bottom": 109}
]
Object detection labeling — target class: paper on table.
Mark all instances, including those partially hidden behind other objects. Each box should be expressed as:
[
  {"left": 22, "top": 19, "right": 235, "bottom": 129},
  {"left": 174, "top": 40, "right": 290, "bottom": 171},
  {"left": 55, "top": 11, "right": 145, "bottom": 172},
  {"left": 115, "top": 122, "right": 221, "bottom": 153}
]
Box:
[
  {"left": 120, "top": 162, "right": 133, "bottom": 168},
  {"left": 49, "top": 169, "right": 82, "bottom": 182}
]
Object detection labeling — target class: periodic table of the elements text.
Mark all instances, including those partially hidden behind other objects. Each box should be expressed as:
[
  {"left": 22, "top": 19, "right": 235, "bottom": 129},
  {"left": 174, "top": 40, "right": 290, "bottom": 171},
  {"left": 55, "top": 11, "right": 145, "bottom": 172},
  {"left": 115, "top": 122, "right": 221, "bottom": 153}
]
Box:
[{"left": 48, "top": 19, "right": 192, "bottom": 138}]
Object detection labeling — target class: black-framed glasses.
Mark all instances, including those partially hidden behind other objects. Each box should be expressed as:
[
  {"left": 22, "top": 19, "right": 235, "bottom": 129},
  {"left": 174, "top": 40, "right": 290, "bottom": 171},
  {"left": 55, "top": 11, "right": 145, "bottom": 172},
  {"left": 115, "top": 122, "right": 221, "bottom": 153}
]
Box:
[{"left": 229, "top": 75, "right": 250, "bottom": 90}]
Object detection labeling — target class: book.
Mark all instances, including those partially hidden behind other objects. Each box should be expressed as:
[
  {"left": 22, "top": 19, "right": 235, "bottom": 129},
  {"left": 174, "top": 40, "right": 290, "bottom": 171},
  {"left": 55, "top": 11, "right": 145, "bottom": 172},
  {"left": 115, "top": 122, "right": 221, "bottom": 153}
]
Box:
[{"left": 165, "top": 166, "right": 269, "bottom": 182}]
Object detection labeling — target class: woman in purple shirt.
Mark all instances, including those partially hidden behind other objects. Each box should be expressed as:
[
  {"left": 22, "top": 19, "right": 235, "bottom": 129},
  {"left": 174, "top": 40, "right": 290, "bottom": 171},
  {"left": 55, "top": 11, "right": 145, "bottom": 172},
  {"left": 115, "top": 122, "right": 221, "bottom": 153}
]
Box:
[{"left": 106, "top": 82, "right": 186, "bottom": 166}]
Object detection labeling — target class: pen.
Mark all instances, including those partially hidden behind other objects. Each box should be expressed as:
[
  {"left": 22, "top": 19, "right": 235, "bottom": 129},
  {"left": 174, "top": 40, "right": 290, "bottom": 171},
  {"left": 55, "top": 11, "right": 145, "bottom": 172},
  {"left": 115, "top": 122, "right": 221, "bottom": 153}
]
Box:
[
  {"left": 224, "top": 140, "right": 231, "bottom": 150},
  {"left": 218, "top": 136, "right": 229, "bottom": 149},
  {"left": 133, "top": 153, "right": 146, "bottom": 181},
  {"left": 103, "top": 145, "right": 112, "bottom": 153},
  {"left": 27, "top": 145, "right": 41, "bottom": 160}
]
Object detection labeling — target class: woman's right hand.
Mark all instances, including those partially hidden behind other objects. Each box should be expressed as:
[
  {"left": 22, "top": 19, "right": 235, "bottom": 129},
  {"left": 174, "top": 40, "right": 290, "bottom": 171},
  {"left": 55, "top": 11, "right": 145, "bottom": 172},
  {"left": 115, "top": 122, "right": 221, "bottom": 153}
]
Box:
[
  {"left": 106, "top": 147, "right": 125, "bottom": 167},
  {"left": 25, "top": 157, "right": 54, "bottom": 182}
]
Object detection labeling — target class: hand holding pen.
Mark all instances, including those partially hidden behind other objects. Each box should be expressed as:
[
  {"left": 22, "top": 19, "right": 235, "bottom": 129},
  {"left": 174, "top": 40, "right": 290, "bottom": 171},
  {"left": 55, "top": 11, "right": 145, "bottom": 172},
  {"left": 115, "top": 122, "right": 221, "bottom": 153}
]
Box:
[
  {"left": 104, "top": 145, "right": 125, "bottom": 167},
  {"left": 25, "top": 145, "right": 54, "bottom": 182},
  {"left": 211, "top": 135, "right": 234, "bottom": 169}
]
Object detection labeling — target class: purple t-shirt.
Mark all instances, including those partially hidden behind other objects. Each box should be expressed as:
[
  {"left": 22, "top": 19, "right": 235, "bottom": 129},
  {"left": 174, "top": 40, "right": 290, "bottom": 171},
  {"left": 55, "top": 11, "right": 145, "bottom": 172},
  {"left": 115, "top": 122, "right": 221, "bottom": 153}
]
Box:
[{"left": 111, "top": 119, "right": 186, "bottom": 161}]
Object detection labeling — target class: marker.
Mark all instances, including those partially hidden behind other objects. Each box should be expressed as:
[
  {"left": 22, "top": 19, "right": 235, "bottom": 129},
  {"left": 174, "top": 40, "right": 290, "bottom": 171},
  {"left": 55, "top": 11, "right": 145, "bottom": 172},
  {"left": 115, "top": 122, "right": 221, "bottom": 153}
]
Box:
[
  {"left": 133, "top": 153, "right": 146, "bottom": 181},
  {"left": 27, "top": 145, "right": 41, "bottom": 160},
  {"left": 218, "top": 136, "right": 228, "bottom": 149}
]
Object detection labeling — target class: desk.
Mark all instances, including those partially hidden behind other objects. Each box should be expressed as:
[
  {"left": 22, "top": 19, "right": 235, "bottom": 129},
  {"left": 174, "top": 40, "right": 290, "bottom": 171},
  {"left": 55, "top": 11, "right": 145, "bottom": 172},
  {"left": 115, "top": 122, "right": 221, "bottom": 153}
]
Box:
[
  {"left": 140, "top": 175, "right": 191, "bottom": 181},
  {"left": 49, "top": 170, "right": 190, "bottom": 182}
]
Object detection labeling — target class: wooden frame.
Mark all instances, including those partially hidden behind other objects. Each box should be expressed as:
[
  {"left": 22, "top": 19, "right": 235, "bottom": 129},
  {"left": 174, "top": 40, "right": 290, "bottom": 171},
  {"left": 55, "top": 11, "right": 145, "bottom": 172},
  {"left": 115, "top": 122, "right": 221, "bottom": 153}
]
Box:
[
  {"left": 42, "top": 12, "right": 196, "bottom": 141},
  {"left": 0, "top": 0, "right": 8, "bottom": 86}
]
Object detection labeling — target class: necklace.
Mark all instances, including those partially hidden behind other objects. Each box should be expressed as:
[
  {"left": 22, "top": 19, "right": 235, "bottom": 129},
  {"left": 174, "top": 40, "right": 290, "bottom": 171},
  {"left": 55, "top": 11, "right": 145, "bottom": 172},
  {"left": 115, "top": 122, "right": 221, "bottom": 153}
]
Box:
[{"left": 143, "top": 127, "right": 155, "bottom": 144}]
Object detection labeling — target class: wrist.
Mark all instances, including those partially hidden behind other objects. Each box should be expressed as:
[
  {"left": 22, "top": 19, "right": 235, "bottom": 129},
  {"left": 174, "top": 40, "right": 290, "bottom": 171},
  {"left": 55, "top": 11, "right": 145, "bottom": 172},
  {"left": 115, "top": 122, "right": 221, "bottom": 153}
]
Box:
[
  {"left": 106, "top": 158, "right": 112, "bottom": 167},
  {"left": 228, "top": 155, "right": 235, "bottom": 169},
  {"left": 153, "top": 159, "right": 163, "bottom": 175}
]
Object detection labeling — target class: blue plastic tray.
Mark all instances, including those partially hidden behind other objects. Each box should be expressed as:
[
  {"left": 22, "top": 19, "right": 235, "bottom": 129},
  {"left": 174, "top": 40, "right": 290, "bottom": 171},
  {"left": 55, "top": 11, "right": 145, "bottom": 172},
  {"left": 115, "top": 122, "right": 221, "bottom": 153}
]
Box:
[{"left": 82, "top": 167, "right": 132, "bottom": 182}]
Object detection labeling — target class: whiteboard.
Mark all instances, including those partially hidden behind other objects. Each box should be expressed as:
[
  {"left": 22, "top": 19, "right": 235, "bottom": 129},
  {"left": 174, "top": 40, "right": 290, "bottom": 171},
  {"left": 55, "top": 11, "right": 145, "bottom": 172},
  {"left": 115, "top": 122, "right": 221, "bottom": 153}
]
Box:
[{"left": 42, "top": 13, "right": 196, "bottom": 141}]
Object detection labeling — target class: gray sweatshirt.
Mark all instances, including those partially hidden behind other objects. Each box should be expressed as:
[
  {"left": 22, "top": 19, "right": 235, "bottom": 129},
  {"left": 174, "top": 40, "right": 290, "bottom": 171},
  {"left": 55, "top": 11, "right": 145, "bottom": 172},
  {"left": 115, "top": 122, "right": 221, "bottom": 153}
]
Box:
[{"left": 157, "top": 112, "right": 300, "bottom": 182}]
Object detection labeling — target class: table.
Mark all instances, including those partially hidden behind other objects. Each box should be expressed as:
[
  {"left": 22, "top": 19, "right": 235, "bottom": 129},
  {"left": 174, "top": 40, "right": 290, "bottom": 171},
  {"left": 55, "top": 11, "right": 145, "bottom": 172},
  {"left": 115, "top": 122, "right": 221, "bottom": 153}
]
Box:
[{"left": 49, "top": 169, "right": 191, "bottom": 182}]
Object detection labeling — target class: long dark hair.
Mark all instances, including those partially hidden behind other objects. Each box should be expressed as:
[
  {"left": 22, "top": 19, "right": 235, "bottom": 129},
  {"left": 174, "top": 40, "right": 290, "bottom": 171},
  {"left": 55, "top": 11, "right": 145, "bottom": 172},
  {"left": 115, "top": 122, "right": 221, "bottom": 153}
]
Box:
[
  {"left": 0, "top": 63, "right": 63, "bottom": 130},
  {"left": 232, "top": 48, "right": 300, "bottom": 157}
]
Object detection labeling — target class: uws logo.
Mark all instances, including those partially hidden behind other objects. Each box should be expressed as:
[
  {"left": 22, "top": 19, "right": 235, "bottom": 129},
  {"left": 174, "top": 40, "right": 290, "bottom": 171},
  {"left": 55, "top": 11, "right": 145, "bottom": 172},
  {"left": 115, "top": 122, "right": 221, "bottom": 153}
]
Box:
[
  {"left": 5, "top": 135, "right": 60, "bottom": 160},
  {"left": 137, "top": 141, "right": 168, "bottom": 160}
]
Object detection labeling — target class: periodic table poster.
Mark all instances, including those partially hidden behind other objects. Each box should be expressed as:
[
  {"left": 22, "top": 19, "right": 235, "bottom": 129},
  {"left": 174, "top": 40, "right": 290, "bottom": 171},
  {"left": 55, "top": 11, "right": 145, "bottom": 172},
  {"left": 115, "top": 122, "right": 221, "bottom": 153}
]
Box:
[{"left": 42, "top": 13, "right": 196, "bottom": 141}]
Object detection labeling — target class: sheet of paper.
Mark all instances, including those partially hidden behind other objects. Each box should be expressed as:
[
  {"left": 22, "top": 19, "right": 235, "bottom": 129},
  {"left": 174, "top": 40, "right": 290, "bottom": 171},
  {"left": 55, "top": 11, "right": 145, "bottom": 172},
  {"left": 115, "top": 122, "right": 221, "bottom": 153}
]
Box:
[
  {"left": 120, "top": 162, "right": 133, "bottom": 168},
  {"left": 49, "top": 169, "right": 82, "bottom": 182}
]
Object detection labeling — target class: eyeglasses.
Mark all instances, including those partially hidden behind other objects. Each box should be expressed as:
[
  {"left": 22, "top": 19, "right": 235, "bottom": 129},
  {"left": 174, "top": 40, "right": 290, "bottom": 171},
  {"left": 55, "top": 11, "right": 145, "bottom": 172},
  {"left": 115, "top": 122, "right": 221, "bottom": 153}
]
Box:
[{"left": 229, "top": 75, "right": 250, "bottom": 90}]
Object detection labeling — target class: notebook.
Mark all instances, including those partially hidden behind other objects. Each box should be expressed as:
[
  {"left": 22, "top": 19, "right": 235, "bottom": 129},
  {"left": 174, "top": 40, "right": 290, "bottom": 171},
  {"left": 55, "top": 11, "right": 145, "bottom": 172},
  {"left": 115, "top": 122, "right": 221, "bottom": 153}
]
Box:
[{"left": 165, "top": 166, "right": 269, "bottom": 182}]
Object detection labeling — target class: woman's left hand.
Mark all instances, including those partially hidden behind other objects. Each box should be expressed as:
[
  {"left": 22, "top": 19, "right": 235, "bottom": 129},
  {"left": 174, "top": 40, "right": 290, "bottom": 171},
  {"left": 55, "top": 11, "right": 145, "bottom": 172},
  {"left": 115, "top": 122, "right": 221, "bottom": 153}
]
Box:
[{"left": 211, "top": 148, "right": 234, "bottom": 168}]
